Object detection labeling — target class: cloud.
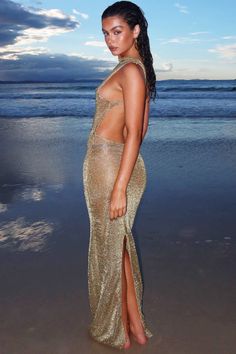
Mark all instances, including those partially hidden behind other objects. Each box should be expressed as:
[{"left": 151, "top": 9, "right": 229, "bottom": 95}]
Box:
[
  {"left": 209, "top": 43, "right": 236, "bottom": 59},
  {"left": 0, "top": 53, "right": 115, "bottom": 81},
  {"left": 174, "top": 2, "right": 189, "bottom": 14},
  {"left": 190, "top": 31, "right": 209, "bottom": 36},
  {"left": 73, "top": 9, "right": 89, "bottom": 19},
  {"left": 162, "top": 36, "right": 200, "bottom": 44},
  {"left": 160, "top": 32, "right": 221, "bottom": 45},
  {"left": 84, "top": 41, "right": 107, "bottom": 47},
  {"left": 168, "top": 38, "right": 182, "bottom": 44},
  {"left": 0, "top": 0, "right": 80, "bottom": 49},
  {"left": 158, "top": 63, "right": 173, "bottom": 72},
  {"left": 0, "top": 1, "right": 116, "bottom": 82},
  {"left": 0, "top": 46, "right": 48, "bottom": 60},
  {"left": 221, "top": 36, "right": 236, "bottom": 40}
]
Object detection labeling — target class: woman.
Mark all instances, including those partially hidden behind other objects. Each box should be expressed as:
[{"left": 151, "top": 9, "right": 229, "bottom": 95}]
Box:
[{"left": 83, "top": 0, "right": 156, "bottom": 350}]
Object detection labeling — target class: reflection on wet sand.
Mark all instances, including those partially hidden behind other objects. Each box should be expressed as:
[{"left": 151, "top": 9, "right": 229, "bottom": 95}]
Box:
[
  {"left": 0, "top": 203, "right": 8, "bottom": 213},
  {"left": 0, "top": 216, "right": 54, "bottom": 252}
]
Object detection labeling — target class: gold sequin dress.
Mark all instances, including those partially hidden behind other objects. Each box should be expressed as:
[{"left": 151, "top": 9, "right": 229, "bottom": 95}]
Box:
[{"left": 82, "top": 56, "right": 153, "bottom": 349}]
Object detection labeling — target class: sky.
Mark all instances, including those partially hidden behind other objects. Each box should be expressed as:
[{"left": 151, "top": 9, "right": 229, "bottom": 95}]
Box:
[{"left": 0, "top": 0, "right": 236, "bottom": 81}]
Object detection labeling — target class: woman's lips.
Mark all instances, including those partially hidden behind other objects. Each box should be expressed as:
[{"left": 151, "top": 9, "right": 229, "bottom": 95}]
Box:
[{"left": 110, "top": 47, "right": 118, "bottom": 51}]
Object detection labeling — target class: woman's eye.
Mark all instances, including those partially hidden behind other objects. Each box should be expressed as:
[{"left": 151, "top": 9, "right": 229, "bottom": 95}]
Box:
[{"left": 102, "top": 31, "right": 121, "bottom": 36}]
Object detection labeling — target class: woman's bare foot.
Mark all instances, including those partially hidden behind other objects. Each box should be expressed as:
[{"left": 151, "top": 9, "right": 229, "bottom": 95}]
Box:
[
  {"left": 123, "top": 335, "right": 131, "bottom": 349},
  {"left": 123, "top": 324, "right": 131, "bottom": 349},
  {"left": 129, "top": 321, "right": 147, "bottom": 345}
]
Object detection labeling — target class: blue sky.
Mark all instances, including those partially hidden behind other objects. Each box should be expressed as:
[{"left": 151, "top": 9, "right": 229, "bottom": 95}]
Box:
[{"left": 0, "top": 0, "right": 236, "bottom": 81}]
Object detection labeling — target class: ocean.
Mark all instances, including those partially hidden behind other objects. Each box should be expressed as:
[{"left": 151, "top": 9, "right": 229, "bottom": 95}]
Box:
[{"left": 1, "top": 79, "right": 236, "bottom": 119}]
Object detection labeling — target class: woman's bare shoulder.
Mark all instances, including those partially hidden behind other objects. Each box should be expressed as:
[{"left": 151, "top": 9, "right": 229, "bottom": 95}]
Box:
[{"left": 118, "top": 62, "right": 146, "bottom": 89}]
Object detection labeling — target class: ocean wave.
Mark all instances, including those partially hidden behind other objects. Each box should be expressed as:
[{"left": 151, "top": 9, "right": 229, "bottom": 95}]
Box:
[
  {"left": 0, "top": 80, "right": 235, "bottom": 119},
  {"left": 0, "top": 94, "right": 93, "bottom": 100},
  {"left": 158, "top": 86, "right": 236, "bottom": 92},
  {"left": 1, "top": 113, "right": 236, "bottom": 119}
]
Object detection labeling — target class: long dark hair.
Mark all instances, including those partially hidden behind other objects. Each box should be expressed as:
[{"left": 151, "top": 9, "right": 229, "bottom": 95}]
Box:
[{"left": 102, "top": 1, "right": 157, "bottom": 101}]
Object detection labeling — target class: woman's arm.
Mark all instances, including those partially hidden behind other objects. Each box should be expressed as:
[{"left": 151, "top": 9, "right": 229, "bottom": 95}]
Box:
[
  {"left": 109, "top": 62, "right": 147, "bottom": 220},
  {"left": 142, "top": 96, "right": 150, "bottom": 141}
]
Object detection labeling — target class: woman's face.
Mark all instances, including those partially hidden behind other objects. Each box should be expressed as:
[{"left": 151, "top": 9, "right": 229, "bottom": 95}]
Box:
[{"left": 101, "top": 16, "right": 139, "bottom": 57}]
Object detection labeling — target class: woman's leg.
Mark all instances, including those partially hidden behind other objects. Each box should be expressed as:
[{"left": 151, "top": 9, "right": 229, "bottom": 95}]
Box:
[
  {"left": 122, "top": 237, "right": 131, "bottom": 348},
  {"left": 123, "top": 247, "right": 147, "bottom": 344}
]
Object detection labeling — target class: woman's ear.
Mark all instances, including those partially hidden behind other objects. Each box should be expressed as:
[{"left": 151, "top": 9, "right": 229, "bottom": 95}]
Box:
[{"left": 133, "top": 24, "right": 140, "bottom": 39}]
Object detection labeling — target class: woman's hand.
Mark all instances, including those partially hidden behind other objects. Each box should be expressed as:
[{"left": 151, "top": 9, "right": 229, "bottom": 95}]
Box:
[{"left": 109, "top": 184, "right": 127, "bottom": 220}]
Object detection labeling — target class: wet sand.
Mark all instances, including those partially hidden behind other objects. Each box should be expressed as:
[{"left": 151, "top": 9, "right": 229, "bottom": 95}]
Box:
[{"left": 0, "top": 117, "right": 236, "bottom": 353}]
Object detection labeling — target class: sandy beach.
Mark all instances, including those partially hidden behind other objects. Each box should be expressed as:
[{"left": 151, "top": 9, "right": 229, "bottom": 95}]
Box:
[{"left": 0, "top": 116, "right": 236, "bottom": 354}]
